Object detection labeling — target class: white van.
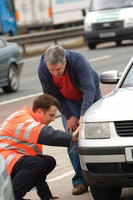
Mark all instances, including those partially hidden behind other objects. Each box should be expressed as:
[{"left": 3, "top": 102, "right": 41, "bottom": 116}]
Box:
[{"left": 84, "top": 0, "right": 133, "bottom": 49}]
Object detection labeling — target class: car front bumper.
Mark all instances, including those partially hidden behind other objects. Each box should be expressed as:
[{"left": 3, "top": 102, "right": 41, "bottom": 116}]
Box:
[
  {"left": 79, "top": 146, "right": 133, "bottom": 187},
  {"left": 84, "top": 27, "right": 133, "bottom": 44}
]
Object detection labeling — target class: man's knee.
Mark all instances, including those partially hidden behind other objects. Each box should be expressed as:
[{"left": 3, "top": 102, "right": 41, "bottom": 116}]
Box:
[
  {"left": 19, "top": 155, "right": 56, "bottom": 175},
  {"left": 49, "top": 156, "right": 56, "bottom": 169},
  {"left": 22, "top": 156, "right": 46, "bottom": 173},
  {"left": 39, "top": 155, "right": 56, "bottom": 171}
]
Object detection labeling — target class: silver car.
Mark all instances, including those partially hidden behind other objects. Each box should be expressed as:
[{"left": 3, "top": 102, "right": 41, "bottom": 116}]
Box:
[
  {"left": 0, "top": 155, "right": 15, "bottom": 200},
  {"left": 78, "top": 57, "right": 133, "bottom": 200}
]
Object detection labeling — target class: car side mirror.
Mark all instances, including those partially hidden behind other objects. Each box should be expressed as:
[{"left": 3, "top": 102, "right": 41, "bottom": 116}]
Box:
[
  {"left": 100, "top": 70, "right": 121, "bottom": 84},
  {"left": 82, "top": 9, "right": 86, "bottom": 16}
]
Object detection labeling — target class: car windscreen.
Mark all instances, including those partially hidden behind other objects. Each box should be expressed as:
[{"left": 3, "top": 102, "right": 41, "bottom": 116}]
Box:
[
  {"left": 122, "top": 64, "right": 133, "bottom": 88},
  {"left": 89, "top": 0, "right": 133, "bottom": 11}
]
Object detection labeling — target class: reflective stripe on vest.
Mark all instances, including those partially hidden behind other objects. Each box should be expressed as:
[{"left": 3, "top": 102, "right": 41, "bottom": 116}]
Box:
[
  {"left": 0, "top": 135, "right": 40, "bottom": 154},
  {"left": 0, "top": 111, "right": 24, "bottom": 132},
  {"left": 6, "top": 153, "right": 17, "bottom": 167},
  {"left": 6, "top": 153, "right": 23, "bottom": 174},
  {"left": 0, "top": 150, "right": 23, "bottom": 174},
  {"left": 15, "top": 119, "right": 40, "bottom": 140},
  {"left": 0, "top": 107, "right": 43, "bottom": 174},
  {"left": 0, "top": 142, "right": 39, "bottom": 154}
]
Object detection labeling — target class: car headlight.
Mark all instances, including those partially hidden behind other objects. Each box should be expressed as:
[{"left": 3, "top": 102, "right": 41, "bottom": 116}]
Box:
[
  {"left": 79, "top": 122, "right": 85, "bottom": 139},
  {"left": 84, "top": 122, "right": 111, "bottom": 139},
  {"left": 124, "top": 17, "right": 133, "bottom": 28},
  {"left": 84, "top": 21, "right": 92, "bottom": 31}
]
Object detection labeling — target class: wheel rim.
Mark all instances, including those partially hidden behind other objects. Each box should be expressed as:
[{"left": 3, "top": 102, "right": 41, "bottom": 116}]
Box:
[{"left": 9, "top": 66, "right": 19, "bottom": 90}]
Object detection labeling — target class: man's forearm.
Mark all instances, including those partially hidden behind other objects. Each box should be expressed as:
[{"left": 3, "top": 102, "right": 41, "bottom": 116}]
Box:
[{"left": 37, "top": 126, "right": 72, "bottom": 147}]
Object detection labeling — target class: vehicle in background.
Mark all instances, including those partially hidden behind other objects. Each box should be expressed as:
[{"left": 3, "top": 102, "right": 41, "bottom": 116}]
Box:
[
  {"left": 0, "top": 155, "right": 15, "bottom": 200},
  {"left": 84, "top": 0, "right": 133, "bottom": 49},
  {"left": 0, "top": 0, "right": 90, "bottom": 35},
  {"left": 0, "top": 0, "right": 17, "bottom": 35},
  {"left": 78, "top": 57, "right": 133, "bottom": 200},
  {"left": 0, "top": 36, "right": 23, "bottom": 93}
]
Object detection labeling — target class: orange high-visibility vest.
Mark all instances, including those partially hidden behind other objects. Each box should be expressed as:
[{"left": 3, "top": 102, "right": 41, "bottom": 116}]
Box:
[{"left": 0, "top": 106, "right": 44, "bottom": 174}]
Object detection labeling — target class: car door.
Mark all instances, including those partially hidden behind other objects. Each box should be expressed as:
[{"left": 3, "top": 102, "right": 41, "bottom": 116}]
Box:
[{"left": 0, "top": 38, "right": 9, "bottom": 87}]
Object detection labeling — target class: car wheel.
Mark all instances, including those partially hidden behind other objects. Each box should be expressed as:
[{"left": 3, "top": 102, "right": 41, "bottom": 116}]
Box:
[
  {"left": 3, "top": 64, "right": 19, "bottom": 93},
  {"left": 116, "top": 40, "right": 122, "bottom": 46},
  {"left": 88, "top": 42, "right": 96, "bottom": 49},
  {"left": 90, "top": 186, "right": 122, "bottom": 200}
]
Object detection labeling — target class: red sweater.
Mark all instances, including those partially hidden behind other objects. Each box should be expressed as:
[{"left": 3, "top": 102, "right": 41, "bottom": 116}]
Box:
[{"left": 52, "top": 69, "right": 83, "bottom": 100}]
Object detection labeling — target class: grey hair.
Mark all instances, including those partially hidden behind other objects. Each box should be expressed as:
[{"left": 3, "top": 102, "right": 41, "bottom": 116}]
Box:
[{"left": 44, "top": 45, "right": 66, "bottom": 65}]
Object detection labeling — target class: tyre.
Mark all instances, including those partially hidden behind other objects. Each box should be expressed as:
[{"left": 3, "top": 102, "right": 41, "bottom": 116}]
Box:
[
  {"left": 3, "top": 64, "right": 19, "bottom": 93},
  {"left": 88, "top": 42, "right": 96, "bottom": 49},
  {"left": 90, "top": 186, "right": 122, "bottom": 200},
  {"left": 116, "top": 40, "right": 122, "bottom": 46}
]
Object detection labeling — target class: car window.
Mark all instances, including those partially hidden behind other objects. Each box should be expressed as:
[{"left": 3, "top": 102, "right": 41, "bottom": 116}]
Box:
[
  {"left": 122, "top": 64, "right": 133, "bottom": 87},
  {"left": 0, "top": 39, "right": 6, "bottom": 48},
  {"left": 90, "top": 0, "right": 133, "bottom": 11}
]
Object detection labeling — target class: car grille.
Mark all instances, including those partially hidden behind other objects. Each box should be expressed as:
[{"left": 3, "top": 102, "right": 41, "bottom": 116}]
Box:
[
  {"left": 92, "top": 20, "right": 123, "bottom": 31},
  {"left": 114, "top": 121, "right": 133, "bottom": 137},
  {"left": 86, "top": 163, "right": 133, "bottom": 174}
]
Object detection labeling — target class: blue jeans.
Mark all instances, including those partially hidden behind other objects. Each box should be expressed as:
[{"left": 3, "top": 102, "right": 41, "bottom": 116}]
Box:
[{"left": 61, "top": 88, "right": 102, "bottom": 187}]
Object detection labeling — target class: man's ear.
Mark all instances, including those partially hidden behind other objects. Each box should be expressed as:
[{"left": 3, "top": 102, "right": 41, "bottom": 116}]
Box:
[
  {"left": 38, "top": 108, "right": 42, "bottom": 113},
  {"left": 35, "top": 108, "right": 43, "bottom": 115}
]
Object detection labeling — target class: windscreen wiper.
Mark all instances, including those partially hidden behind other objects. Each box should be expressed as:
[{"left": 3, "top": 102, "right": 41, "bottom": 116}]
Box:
[
  {"left": 120, "top": 4, "right": 133, "bottom": 8},
  {"left": 90, "top": 7, "right": 116, "bottom": 11}
]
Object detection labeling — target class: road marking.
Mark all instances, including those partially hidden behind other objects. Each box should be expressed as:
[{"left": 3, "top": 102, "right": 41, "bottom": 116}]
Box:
[
  {"left": 90, "top": 55, "right": 111, "bottom": 62},
  {"left": 0, "top": 92, "right": 42, "bottom": 106},
  {"left": 48, "top": 170, "right": 74, "bottom": 182}
]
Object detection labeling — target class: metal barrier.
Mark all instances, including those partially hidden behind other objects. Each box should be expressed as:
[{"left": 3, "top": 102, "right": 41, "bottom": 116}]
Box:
[{"left": 6, "top": 26, "right": 84, "bottom": 54}]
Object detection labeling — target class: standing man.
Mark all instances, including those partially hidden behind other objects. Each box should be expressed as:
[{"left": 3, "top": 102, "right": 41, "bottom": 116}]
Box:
[
  {"left": 38, "top": 45, "right": 102, "bottom": 195},
  {"left": 0, "top": 94, "right": 79, "bottom": 200}
]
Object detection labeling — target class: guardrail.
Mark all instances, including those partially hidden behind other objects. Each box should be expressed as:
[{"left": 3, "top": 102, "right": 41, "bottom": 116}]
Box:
[{"left": 6, "top": 26, "right": 84, "bottom": 54}]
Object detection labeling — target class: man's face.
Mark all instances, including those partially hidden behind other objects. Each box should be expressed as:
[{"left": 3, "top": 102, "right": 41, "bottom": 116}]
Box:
[
  {"left": 36, "top": 105, "right": 57, "bottom": 125},
  {"left": 46, "top": 61, "right": 66, "bottom": 77}
]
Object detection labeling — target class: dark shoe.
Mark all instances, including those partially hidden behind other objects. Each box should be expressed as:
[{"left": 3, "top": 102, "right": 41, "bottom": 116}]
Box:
[{"left": 72, "top": 184, "right": 88, "bottom": 195}]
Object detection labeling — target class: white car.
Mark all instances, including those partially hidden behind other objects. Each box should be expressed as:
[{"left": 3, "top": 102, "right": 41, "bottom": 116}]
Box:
[
  {"left": 0, "top": 155, "right": 15, "bottom": 200},
  {"left": 78, "top": 57, "right": 133, "bottom": 200}
]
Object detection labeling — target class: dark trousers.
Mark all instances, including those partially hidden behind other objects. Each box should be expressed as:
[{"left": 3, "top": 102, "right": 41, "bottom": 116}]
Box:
[{"left": 11, "top": 155, "right": 56, "bottom": 200}]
